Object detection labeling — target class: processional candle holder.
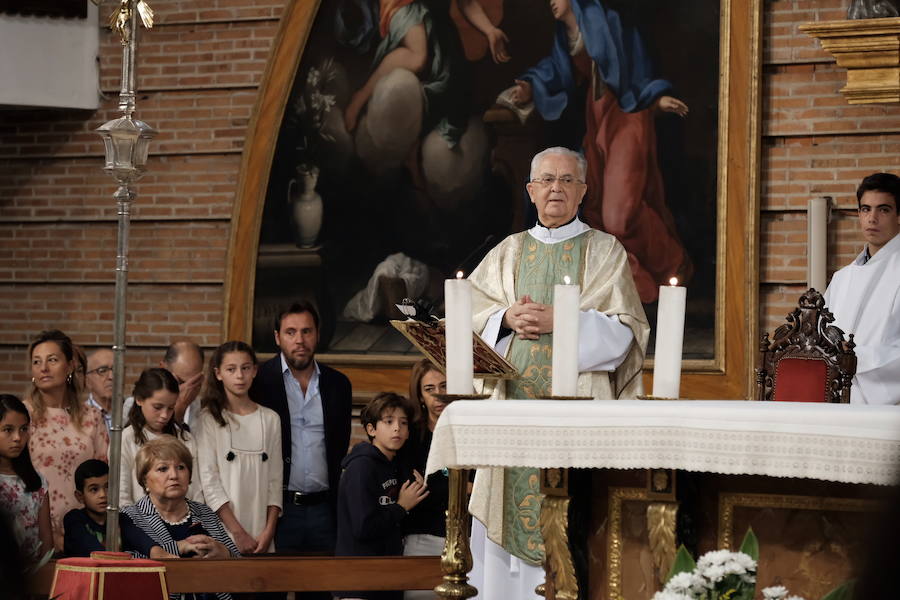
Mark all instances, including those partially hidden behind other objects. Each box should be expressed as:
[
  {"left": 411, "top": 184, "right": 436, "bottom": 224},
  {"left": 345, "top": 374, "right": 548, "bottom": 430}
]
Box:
[{"left": 93, "top": 0, "right": 156, "bottom": 551}]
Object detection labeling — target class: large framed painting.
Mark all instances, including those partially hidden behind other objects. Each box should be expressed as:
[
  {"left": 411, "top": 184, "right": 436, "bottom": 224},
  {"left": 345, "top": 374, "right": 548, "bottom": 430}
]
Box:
[{"left": 224, "top": 0, "right": 761, "bottom": 399}]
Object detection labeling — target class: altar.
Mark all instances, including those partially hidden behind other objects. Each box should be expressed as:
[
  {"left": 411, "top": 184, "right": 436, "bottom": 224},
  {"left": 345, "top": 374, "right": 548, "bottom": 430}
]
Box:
[{"left": 427, "top": 400, "right": 900, "bottom": 600}]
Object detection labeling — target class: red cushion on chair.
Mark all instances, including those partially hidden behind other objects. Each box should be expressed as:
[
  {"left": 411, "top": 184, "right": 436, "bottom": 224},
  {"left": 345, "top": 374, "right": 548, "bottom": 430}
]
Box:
[
  {"left": 51, "top": 556, "right": 169, "bottom": 600},
  {"left": 773, "top": 357, "right": 828, "bottom": 402}
]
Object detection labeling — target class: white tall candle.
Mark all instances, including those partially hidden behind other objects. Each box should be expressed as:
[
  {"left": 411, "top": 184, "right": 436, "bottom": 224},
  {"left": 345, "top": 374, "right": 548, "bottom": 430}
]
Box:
[
  {"left": 551, "top": 276, "right": 580, "bottom": 397},
  {"left": 652, "top": 278, "right": 686, "bottom": 399},
  {"left": 807, "top": 197, "right": 830, "bottom": 293},
  {"left": 445, "top": 272, "right": 474, "bottom": 395}
]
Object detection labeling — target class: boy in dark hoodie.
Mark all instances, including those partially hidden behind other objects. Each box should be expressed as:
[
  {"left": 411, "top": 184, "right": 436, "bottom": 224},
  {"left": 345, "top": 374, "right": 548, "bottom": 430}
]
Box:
[
  {"left": 335, "top": 392, "right": 429, "bottom": 600},
  {"left": 63, "top": 459, "right": 109, "bottom": 557}
]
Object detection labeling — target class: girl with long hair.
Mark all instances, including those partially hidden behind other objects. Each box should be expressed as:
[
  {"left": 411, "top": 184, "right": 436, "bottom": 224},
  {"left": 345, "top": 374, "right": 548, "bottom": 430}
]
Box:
[
  {"left": 25, "top": 329, "right": 108, "bottom": 551},
  {"left": 0, "top": 394, "right": 52, "bottom": 563},
  {"left": 197, "top": 340, "right": 282, "bottom": 554},
  {"left": 120, "top": 367, "right": 203, "bottom": 506}
]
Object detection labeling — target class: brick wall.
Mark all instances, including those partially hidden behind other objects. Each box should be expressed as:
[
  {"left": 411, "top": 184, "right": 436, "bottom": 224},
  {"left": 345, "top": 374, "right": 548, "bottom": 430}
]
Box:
[
  {"left": 760, "top": 0, "right": 900, "bottom": 335},
  {"left": 0, "top": 0, "right": 284, "bottom": 390},
  {"left": 1, "top": 0, "right": 898, "bottom": 400}
]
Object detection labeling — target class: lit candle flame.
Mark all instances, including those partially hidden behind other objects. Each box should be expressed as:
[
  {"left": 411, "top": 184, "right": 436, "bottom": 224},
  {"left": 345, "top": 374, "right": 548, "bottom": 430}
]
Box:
[
  {"left": 564, "top": 275, "right": 571, "bottom": 285},
  {"left": 456, "top": 270, "right": 464, "bottom": 279},
  {"left": 669, "top": 277, "right": 679, "bottom": 286}
]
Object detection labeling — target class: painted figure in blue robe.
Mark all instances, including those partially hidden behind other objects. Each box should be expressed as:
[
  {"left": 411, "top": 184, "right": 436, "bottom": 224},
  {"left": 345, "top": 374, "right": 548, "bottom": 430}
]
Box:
[{"left": 511, "top": 0, "right": 692, "bottom": 303}]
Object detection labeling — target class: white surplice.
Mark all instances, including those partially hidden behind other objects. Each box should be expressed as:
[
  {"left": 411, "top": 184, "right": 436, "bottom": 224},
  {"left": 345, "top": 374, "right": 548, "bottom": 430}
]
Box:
[{"left": 824, "top": 232, "right": 900, "bottom": 405}]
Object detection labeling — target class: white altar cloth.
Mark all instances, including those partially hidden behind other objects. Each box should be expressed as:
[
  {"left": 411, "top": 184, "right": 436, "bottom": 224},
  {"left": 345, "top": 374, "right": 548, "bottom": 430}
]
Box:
[{"left": 425, "top": 400, "right": 900, "bottom": 485}]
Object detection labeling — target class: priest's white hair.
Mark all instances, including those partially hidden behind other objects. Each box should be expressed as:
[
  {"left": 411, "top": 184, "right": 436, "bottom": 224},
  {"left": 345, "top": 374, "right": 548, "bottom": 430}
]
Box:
[{"left": 530, "top": 147, "right": 587, "bottom": 181}]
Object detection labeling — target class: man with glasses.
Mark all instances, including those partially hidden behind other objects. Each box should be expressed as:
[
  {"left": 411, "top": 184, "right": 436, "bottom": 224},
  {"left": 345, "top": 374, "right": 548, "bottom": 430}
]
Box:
[
  {"left": 85, "top": 348, "right": 115, "bottom": 433},
  {"left": 466, "top": 146, "right": 649, "bottom": 596}
]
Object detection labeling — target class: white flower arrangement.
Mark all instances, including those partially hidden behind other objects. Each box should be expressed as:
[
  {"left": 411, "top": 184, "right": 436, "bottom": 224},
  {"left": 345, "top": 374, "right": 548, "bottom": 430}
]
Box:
[
  {"left": 761, "top": 586, "right": 807, "bottom": 600},
  {"left": 652, "top": 548, "right": 760, "bottom": 600},
  {"left": 652, "top": 528, "right": 853, "bottom": 600}
]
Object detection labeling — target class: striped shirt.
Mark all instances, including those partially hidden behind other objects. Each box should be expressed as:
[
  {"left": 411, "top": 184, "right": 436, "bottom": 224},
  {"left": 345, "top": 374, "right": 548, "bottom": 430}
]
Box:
[{"left": 122, "top": 496, "right": 240, "bottom": 600}]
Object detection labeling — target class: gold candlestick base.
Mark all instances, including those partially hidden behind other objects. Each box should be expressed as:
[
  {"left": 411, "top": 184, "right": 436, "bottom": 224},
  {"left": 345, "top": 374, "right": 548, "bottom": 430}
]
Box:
[
  {"left": 637, "top": 394, "right": 679, "bottom": 400},
  {"left": 435, "top": 468, "right": 478, "bottom": 600}
]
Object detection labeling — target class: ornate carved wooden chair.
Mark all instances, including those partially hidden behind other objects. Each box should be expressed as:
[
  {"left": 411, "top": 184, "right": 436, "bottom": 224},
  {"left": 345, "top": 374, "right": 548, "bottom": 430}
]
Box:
[{"left": 756, "top": 289, "right": 857, "bottom": 403}]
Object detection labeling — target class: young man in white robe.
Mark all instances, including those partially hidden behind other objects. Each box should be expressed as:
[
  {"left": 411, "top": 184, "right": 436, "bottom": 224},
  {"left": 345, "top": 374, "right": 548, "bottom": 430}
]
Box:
[
  {"left": 465, "top": 147, "right": 649, "bottom": 597},
  {"left": 824, "top": 172, "right": 900, "bottom": 405}
]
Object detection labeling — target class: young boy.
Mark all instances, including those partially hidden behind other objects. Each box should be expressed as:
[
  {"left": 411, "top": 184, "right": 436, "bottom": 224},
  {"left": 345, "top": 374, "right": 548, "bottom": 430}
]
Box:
[
  {"left": 335, "top": 392, "right": 429, "bottom": 600},
  {"left": 63, "top": 459, "right": 109, "bottom": 556}
]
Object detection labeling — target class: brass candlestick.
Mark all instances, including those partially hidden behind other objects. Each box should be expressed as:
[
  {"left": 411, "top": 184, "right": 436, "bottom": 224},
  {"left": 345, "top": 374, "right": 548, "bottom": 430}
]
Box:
[{"left": 435, "top": 468, "right": 477, "bottom": 599}]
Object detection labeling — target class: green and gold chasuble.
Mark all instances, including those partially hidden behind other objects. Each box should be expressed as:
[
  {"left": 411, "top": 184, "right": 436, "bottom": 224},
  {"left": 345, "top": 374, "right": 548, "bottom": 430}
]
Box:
[
  {"left": 467, "top": 225, "right": 649, "bottom": 567},
  {"left": 501, "top": 232, "right": 587, "bottom": 564}
]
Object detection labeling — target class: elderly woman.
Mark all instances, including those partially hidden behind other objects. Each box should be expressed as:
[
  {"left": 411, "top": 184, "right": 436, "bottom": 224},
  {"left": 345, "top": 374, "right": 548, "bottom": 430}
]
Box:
[{"left": 121, "top": 436, "right": 239, "bottom": 586}]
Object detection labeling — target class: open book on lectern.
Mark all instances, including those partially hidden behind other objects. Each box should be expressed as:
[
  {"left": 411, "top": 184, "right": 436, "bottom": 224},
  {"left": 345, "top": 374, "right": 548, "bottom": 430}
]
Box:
[{"left": 390, "top": 319, "right": 518, "bottom": 380}]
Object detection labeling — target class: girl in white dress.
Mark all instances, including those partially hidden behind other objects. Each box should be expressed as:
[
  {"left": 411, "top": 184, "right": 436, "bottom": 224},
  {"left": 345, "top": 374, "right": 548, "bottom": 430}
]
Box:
[
  {"left": 119, "top": 368, "right": 203, "bottom": 506},
  {"left": 197, "top": 341, "right": 282, "bottom": 554}
]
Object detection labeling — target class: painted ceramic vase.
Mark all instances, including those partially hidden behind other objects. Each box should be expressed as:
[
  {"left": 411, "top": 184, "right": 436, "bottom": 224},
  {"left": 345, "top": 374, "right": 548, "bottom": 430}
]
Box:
[{"left": 288, "top": 165, "right": 322, "bottom": 248}]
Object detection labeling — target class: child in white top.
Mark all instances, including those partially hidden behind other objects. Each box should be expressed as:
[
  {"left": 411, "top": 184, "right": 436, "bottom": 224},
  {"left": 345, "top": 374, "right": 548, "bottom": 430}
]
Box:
[
  {"left": 0, "top": 394, "right": 52, "bottom": 563},
  {"left": 120, "top": 368, "right": 203, "bottom": 506},
  {"left": 197, "top": 340, "right": 282, "bottom": 553}
]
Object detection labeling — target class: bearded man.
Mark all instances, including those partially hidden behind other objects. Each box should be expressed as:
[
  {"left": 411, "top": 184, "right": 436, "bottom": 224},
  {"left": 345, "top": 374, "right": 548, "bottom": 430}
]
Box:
[{"left": 251, "top": 301, "right": 352, "bottom": 588}]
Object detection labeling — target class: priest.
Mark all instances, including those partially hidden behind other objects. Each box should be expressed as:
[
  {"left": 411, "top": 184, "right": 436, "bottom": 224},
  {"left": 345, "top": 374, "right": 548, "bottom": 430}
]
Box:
[
  {"left": 466, "top": 146, "right": 649, "bottom": 595},
  {"left": 824, "top": 172, "right": 900, "bottom": 405}
]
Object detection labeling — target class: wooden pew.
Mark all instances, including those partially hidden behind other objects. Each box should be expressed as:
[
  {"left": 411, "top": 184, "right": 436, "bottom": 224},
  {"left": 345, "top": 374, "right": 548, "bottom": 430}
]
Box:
[{"left": 29, "top": 556, "right": 443, "bottom": 595}]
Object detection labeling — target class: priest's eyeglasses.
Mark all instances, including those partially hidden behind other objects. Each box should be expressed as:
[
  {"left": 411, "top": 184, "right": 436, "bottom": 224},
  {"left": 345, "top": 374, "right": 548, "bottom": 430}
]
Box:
[{"left": 532, "top": 175, "right": 585, "bottom": 186}]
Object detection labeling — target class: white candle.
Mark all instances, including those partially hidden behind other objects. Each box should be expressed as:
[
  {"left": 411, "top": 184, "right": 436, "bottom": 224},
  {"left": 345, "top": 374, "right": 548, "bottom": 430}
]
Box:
[
  {"left": 551, "top": 275, "right": 580, "bottom": 397},
  {"left": 652, "top": 278, "right": 686, "bottom": 399},
  {"left": 445, "top": 272, "right": 474, "bottom": 395},
  {"left": 807, "top": 197, "right": 830, "bottom": 293}
]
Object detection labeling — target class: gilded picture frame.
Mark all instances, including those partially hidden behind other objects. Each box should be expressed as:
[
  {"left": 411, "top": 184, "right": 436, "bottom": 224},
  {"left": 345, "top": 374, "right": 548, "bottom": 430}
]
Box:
[{"left": 223, "top": 0, "right": 762, "bottom": 399}]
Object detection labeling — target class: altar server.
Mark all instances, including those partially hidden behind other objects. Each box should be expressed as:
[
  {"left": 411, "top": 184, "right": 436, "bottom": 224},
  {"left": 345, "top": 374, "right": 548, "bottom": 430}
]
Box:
[
  {"left": 824, "top": 172, "right": 900, "bottom": 405},
  {"left": 466, "top": 146, "right": 649, "bottom": 596}
]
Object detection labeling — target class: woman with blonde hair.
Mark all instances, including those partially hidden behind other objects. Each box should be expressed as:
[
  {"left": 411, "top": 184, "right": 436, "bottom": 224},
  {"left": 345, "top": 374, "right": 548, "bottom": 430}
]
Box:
[
  {"left": 121, "top": 436, "right": 239, "bottom": 599},
  {"left": 25, "top": 329, "right": 108, "bottom": 551}
]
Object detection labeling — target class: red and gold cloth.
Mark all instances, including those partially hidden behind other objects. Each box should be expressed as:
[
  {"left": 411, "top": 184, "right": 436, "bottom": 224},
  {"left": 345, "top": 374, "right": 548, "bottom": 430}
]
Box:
[{"left": 50, "top": 552, "right": 168, "bottom": 600}]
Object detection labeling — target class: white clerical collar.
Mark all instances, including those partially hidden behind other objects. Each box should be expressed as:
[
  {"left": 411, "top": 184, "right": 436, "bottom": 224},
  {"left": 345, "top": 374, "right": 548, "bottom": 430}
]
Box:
[
  {"left": 855, "top": 231, "right": 900, "bottom": 265},
  {"left": 528, "top": 217, "right": 590, "bottom": 244}
]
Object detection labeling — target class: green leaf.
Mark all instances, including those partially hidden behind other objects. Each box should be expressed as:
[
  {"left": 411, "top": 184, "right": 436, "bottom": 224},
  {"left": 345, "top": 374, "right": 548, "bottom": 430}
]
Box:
[
  {"left": 820, "top": 579, "right": 855, "bottom": 600},
  {"left": 665, "top": 545, "right": 697, "bottom": 583},
  {"left": 738, "top": 527, "right": 759, "bottom": 562}
]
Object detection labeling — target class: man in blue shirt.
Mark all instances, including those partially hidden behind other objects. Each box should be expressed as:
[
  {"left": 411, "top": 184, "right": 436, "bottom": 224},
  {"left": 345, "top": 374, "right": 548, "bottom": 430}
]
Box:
[{"left": 251, "top": 301, "right": 353, "bottom": 578}]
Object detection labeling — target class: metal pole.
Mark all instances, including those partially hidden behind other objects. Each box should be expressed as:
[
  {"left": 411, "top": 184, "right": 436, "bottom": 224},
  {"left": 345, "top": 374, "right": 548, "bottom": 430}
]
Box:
[
  {"left": 105, "top": 184, "right": 134, "bottom": 550},
  {"left": 105, "top": 3, "right": 140, "bottom": 551}
]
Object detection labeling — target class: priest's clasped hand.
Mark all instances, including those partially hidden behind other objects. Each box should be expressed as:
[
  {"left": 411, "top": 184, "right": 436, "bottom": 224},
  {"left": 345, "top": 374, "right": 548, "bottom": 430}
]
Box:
[{"left": 503, "top": 295, "right": 554, "bottom": 340}]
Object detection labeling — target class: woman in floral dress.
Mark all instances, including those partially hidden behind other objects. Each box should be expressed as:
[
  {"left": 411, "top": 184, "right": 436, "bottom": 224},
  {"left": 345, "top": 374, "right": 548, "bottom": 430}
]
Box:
[{"left": 25, "top": 330, "right": 108, "bottom": 551}]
